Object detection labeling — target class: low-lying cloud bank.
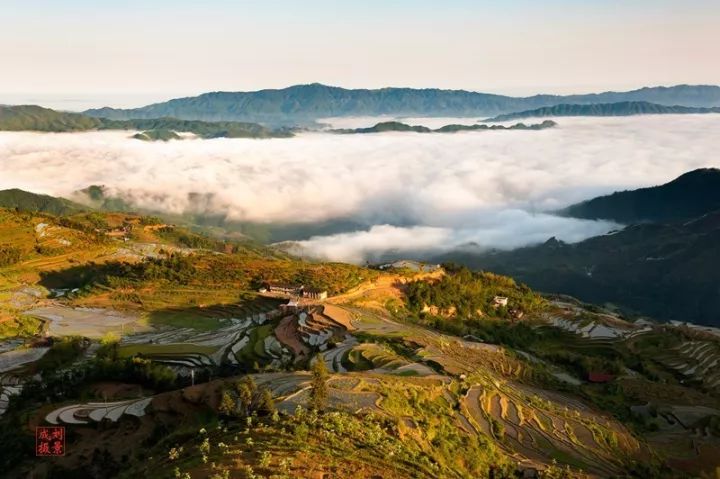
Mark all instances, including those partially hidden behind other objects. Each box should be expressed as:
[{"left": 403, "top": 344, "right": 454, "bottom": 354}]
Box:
[
  {"left": 282, "top": 210, "right": 619, "bottom": 264},
  {"left": 0, "top": 114, "right": 718, "bottom": 262}
]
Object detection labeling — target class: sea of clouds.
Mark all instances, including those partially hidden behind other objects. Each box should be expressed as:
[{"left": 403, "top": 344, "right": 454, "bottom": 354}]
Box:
[{"left": 1, "top": 114, "right": 719, "bottom": 263}]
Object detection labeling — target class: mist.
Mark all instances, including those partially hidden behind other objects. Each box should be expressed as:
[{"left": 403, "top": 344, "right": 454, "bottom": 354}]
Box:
[{"left": 1, "top": 114, "right": 719, "bottom": 263}]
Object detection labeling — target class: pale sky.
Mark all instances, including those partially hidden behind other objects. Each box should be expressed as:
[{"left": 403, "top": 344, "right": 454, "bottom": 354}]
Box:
[{"left": 1, "top": 0, "right": 719, "bottom": 106}]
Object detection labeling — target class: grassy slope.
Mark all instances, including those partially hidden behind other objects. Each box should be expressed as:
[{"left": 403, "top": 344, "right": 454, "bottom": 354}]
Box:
[
  {"left": 0, "top": 105, "right": 101, "bottom": 131},
  {"left": 0, "top": 189, "right": 87, "bottom": 216}
]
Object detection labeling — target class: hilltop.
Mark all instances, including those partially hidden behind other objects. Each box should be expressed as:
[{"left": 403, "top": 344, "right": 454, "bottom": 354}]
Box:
[
  {"left": 132, "top": 129, "right": 182, "bottom": 142},
  {"left": 484, "top": 101, "right": 720, "bottom": 122},
  {"left": 82, "top": 83, "right": 720, "bottom": 125},
  {"left": 560, "top": 168, "right": 720, "bottom": 224}
]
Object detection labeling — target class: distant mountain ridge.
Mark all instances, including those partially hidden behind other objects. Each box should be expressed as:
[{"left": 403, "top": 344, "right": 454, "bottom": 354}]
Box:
[
  {"left": 331, "top": 119, "right": 556, "bottom": 134},
  {"left": 484, "top": 101, "right": 720, "bottom": 122},
  {"left": 0, "top": 105, "right": 291, "bottom": 138},
  {"left": 560, "top": 168, "right": 720, "bottom": 224},
  {"left": 83, "top": 83, "right": 720, "bottom": 125}
]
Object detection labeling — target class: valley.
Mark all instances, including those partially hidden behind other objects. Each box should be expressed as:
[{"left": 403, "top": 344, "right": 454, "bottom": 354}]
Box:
[
  {"left": 1, "top": 206, "right": 719, "bottom": 478},
  {"left": 4, "top": 2, "right": 720, "bottom": 477}
]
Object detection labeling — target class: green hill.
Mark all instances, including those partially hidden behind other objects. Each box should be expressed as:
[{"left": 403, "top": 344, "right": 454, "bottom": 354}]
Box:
[
  {"left": 0, "top": 105, "right": 292, "bottom": 138},
  {"left": 0, "top": 189, "right": 87, "bottom": 216},
  {"left": 440, "top": 207, "right": 720, "bottom": 327},
  {"left": 560, "top": 168, "right": 720, "bottom": 224},
  {"left": 333, "top": 119, "right": 556, "bottom": 134},
  {"left": 132, "top": 129, "right": 182, "bottom": 141},
  {"left": 0, "top": 105, "right": 102, "bottom": 131},
  {"left": 484, "top": 101, "right": 720, "bottom": 122}
]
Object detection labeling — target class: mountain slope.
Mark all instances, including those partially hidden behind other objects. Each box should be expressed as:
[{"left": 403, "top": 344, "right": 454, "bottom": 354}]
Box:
[
  {"left": 0, "top": 189, "right": 87, "bottom": 216},
  {"left": 484, "top": 101, "right": 720, "bottom": 122},
  {"left": 0, "top": 105, "right": 291, "bottom": 138},
  {"left": 1, "top": 207, "right": 718, "bottom": 478},
  {"left": 560, "top": 168, "right": 720, "bottom": 224},
  {"left": 82, "top": 83, "right": 720, "bottom": 125},
  {"left": 440, "top": 209, "right": 720, "bottom": 326},
  {"left": 0, "top": 105, "right": 102, "bottom": 131}
]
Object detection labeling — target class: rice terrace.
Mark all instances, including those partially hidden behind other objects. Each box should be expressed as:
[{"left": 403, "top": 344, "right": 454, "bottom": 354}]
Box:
[{"left": 0, "top": 204, "right": 718, "bottom": 477}]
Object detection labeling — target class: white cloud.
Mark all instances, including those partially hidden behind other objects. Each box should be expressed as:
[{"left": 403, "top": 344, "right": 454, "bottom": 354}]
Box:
[
  {"left": 286, "top": 211, "right": 618, "bottom": 264},
  {"left": 0, "top": 114, "right": 718, "bottom": 262}
]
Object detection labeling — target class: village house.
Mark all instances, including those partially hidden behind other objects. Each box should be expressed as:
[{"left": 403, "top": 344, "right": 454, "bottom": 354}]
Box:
[
  {"left": 302, "top": 287, "right": 328, "bottom": 300},
  {"left": 492, "top": 296, "right": 509, "bottom": 307},
  {"left": 280, "top": 299, "right": 300, "bottom": 312},
  {"left": 587, "top": 372, "right": 615, "bottom": 383},
  {"left": 263, "top": 282, "right": 303, "bottom": 295}
]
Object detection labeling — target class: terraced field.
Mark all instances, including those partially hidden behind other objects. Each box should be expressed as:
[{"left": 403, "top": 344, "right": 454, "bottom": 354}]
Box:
[
  {"left": 461, "top": 381, "right": 641, "bottom": 476},
  {"left": 116, "top": 302, "right": 361, "bottom": 372},
  {"left": 341, "top": 342, "right": 436, "bottom": 376},
  {"left": 656, "top": 340, "right": 720, "bottom": 393},
  {"left": 28, "top": 305, "right": 142, "bottom": 338},
  {"left": 46, "top": 397, "right": 153, "bottom": 425}
]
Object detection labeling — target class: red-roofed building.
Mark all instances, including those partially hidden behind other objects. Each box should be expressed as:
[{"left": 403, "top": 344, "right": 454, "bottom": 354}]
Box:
[{"left": 587, "top": 372, "right": 615, "bottom": 383}]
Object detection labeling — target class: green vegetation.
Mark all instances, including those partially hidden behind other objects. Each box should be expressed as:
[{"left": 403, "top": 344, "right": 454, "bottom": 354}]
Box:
[
  {"left": 118, "top": 343, "right": 217, "bottom": 358},
  {"left": 132, "top": 129, "right": 181, "bottom": 141},
  {"left": 0, "top": 245, "right": 22, "bottom": 267},
  {"left": 450, "top": 223, "right": 720, "bottom": 327},
  {"left": 101, "top": 117, "right": 292, "bottom": 139},
  {"left": 0, "top": 202, "right": 717, "bottom": 478},
  {"left": 0, "top": 188, "right": 86, "bottom": 216},
  {"left": 333, "top": 119, "right": 556, "bottom": 134},
  {"left": 310, "top": 359, "right": 329, "bottom": 411},
  {"left": 34, "top": 336, "right": 86, "bottom": 373},
  {"left": 484, "top": 101, "right": 720, "bottom": 122},
  {"left": 218, "top": 376, "right": 276, "bottom": 419},
  {"left": 154, "top": 226, "right": 219, "bottom": 249},
  {"left": 0, "top": 105, "right": 101, "bottom": 131},
  {"left": 0, "top": 105, "right": 293, "bottom": 138},
  {"left": 0, "top": 315, "right": 43, "bottom": 339},
  {"left": 404, "top": 265, "right": 546, "bottom": 340},
  {"left": 561, "top": 167, "right": 720, "bottom": 224},
  {"left": 82, "top": 83, "right": 720, "bottom": 125}
]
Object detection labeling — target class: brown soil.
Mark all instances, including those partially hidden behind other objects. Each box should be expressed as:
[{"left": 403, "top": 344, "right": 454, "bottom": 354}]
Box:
[
  {"left": 328, "top": 270, "right": 444, "bottom": 309},
  {"left": 88, "top": 382, "right": 145, "bottom": 400},
  {"left": 321, "top": 304, "right": 356, "bottom": 330},
  {"left": 275, "top": 315, "right": 310, "bottom": 358}
]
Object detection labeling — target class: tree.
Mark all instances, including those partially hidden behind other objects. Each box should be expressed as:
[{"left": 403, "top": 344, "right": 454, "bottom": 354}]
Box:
[
  {"left": 309, "top": 359, "right": 329, "bottom": 412},
  {"left": 258, "top": 387, "right": 275, "bottom": 415},
  {"left": 219, "top": 390, "right": 236, "bottom": 417},
  {"left": 235, "top": 376, "right": 257, "bottom": 416}
]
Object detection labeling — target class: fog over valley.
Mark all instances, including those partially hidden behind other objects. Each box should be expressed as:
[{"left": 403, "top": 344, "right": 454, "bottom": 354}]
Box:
[{"left": 1, "top": 114, "right": 719, "bottom": 262}]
